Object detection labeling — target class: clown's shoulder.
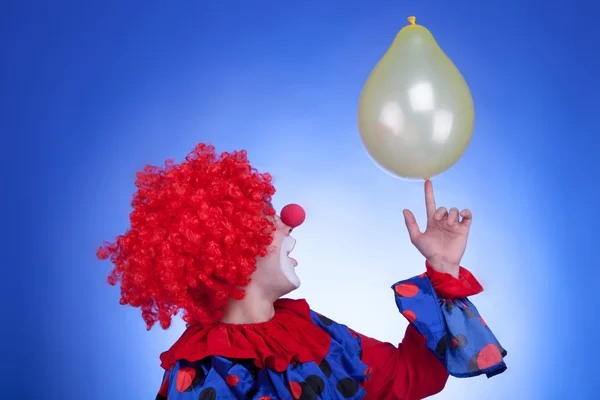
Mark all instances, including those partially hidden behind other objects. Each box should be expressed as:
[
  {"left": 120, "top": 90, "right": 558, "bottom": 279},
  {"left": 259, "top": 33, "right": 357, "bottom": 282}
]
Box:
[{"left": 156, "top": 298, "right": 371, "bottom": 399}]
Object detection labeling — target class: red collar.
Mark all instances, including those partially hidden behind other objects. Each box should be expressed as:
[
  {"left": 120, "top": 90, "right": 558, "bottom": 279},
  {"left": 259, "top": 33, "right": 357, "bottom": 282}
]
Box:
[{"left": 160, "top": 298, "right": 330, "bottom": 372}]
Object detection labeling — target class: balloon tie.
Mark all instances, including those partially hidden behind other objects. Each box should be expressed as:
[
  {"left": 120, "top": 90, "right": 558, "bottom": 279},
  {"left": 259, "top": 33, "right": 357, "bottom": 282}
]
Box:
[{"left": 408, "top": 16, "right": 416, "bottom": 25}]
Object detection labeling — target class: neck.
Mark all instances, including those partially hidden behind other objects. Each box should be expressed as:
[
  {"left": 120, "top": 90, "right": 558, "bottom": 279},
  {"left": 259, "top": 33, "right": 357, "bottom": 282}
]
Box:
[{"left": 220, "top": 283, "right": 277, "bottom": 324}]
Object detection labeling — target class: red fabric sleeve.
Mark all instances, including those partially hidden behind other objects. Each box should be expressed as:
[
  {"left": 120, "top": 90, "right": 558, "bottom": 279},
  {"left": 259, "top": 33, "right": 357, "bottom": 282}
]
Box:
[
  {"left": 353, "top": 325, "right": 449, "bottom": 400},
  {"left": 426, "top": 261, "right": 483, "bottom": 299}
]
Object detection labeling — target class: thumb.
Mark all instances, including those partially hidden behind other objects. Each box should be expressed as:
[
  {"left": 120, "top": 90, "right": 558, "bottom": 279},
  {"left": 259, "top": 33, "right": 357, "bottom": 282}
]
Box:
[{"left": 403, "top": 209, "right": 421, "bottom": 243}]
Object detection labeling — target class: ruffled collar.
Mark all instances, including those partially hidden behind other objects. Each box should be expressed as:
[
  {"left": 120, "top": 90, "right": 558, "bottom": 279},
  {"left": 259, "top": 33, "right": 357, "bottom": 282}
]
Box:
[{"left": 159, "top": 298, "right": 331, "bottom": 372}]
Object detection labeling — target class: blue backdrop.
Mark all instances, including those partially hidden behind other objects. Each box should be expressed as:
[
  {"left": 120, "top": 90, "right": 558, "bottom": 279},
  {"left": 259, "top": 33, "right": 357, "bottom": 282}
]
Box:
[{"left": 3, "top": 0, "right": 598, "bottom": 399}]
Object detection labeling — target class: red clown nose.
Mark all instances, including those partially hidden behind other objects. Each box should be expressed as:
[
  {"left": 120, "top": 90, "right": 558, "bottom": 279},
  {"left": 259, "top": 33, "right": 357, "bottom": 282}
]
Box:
[{"left": 280, "top": 204, "right": 306, "bottom": 228}]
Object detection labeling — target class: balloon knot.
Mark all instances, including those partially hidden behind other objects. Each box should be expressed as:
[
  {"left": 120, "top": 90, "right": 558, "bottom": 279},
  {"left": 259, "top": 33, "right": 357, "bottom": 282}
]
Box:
[{"left": 408, "top": 16, "right": 416, "bottom": 25}]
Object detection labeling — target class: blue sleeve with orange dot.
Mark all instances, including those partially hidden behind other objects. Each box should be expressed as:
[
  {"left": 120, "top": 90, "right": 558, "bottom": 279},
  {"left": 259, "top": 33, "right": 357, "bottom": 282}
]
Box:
[{"left": 392, "top": 274, "right": 507, "bottom": 378}]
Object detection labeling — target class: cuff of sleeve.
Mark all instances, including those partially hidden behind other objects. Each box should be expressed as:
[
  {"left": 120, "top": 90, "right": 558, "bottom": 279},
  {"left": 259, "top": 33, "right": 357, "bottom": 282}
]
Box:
[
  {"left": 392, "top": 275, "right": 507, "bottom": 379},
  {"left": 426, "top": 261, "right": 484, "bottom": 299}
]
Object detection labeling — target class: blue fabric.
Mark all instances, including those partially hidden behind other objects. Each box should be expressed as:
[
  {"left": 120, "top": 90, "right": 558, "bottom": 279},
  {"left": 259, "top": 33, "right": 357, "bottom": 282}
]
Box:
[
  {"left": 158, "top": 313, "right": 369, "bottom": 400},
  {"left": 392, "top": 275, "right": 507, "bottom": 378}
]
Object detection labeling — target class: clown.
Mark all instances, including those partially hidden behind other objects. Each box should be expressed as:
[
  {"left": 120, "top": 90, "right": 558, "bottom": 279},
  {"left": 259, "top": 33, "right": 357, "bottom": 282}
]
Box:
[{"left": 98, "top": 143, "right": 506, "bottom": 400}]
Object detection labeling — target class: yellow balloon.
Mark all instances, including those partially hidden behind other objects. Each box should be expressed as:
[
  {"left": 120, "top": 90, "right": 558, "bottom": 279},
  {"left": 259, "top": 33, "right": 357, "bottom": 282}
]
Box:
[{"left": 358, "top": 17, "right": 474, "bottom": 180}]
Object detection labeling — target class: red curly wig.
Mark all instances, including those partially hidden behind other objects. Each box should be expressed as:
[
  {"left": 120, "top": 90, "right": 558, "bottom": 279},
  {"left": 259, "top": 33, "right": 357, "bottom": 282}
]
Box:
[{"left": 97, "top": 143, "right": 277, "bottom": 330}]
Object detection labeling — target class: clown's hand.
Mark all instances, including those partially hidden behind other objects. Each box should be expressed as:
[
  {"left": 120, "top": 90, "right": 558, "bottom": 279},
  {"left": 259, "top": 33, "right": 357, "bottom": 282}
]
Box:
[{"left": 402, "top": 180, "right": 472, "bottom": 279}]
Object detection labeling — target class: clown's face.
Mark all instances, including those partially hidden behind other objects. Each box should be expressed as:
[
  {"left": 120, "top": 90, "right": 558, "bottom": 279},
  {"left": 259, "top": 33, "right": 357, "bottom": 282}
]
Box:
[{"left": 253, "top": 206, "right": 304, "bottom": 298}]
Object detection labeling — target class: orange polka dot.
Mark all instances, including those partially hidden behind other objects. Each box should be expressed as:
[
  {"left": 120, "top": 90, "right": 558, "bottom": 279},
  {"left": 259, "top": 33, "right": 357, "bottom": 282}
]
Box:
[
  {"left": 226, "top": 374, "right": 239, "bottom": 386},
  {"left": 478, "top": 316, "right": 487, "bottom": 327},
  {"left": 290, "top": 381, "right": 302, "bottom": 399},
  {"left": 402, "top": 310, "right": 417, "bottom": 323},
  {"left": 395, "top": 283, "right": 419, "bottom": 298},
  {"left": 259, "top": 397, "right": 272, "bottom": 400},
  {"left": 451, "top": 337, "right": 459, "bottom": 348},
  {"left": 175, "top": 367, "right": 195, "bottom": 392},
  {"left": 418, "top": 272, "right": 426, "bottom": 278},
  {"left": 477, "top": 344, "right": 503, "bottom": 369}
]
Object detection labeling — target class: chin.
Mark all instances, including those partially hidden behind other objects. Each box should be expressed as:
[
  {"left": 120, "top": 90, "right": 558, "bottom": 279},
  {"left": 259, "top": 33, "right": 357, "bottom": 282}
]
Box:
[{"left": 278, "top": 279, "right": 300, "bottom": 297}]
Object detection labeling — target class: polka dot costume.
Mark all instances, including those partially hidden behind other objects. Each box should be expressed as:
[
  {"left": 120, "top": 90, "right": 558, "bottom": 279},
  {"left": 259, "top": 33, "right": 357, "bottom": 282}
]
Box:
[
  {"left": 158, "top": 310, "right": 370, "bottom": 399},
  {"left": 156, "top": 265, "right": 507, "bottom": 399}
]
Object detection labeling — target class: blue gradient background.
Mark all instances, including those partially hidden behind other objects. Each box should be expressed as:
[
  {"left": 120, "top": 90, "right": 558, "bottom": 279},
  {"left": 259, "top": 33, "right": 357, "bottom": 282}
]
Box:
[{"left": 3, "top": 0, "right": 598, "bottom": 399}]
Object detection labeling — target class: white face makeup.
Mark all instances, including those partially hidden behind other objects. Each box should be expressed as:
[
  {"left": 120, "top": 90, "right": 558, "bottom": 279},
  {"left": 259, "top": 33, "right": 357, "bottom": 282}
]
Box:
[{"left": 279, "top": 235, "right": 300, "bottom": 288}]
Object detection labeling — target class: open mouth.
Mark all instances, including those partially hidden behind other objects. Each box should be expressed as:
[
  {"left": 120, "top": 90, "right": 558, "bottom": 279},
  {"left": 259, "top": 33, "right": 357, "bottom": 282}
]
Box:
[
  {"left": 287, "top": 251, "right": 298, "bottom": 266},
  {"left": 285, "top": 240, "right": 298, "bottom": 266}
]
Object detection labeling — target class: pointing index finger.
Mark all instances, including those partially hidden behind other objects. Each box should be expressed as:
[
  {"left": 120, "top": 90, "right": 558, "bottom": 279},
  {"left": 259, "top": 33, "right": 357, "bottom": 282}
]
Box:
[{"left": 425, "top": 180, "right": 436, "bottom": 218}]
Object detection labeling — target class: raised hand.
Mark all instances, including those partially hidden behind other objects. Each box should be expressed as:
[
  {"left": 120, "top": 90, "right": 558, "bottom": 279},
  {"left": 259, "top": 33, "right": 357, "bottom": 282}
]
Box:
[{"left": 402, "top": 180, "right": 472, "bottom": 278}]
